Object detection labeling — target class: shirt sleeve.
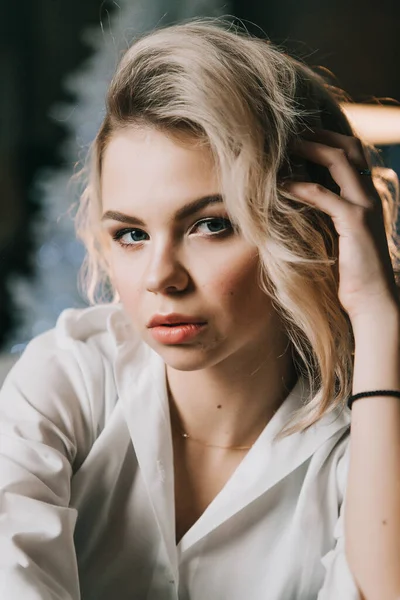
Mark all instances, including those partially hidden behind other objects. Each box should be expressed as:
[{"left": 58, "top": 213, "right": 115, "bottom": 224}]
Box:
[
  {"left": 317, "top": 435, "right": 361, "bottom": 600},
  {"left": 0, "top": 328, "right": 97, "bottom": 600}
]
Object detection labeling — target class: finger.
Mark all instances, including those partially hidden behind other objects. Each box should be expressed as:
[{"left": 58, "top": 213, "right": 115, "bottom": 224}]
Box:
[
  {"left": 282, "top": 181, "right": 382, "bottom": 244},
  {"left": 302, "top": 129, "right": 371, "bottom": 171},
  {"left": 297, "top": 133, "right": 381, "bottom": 208},
  {"left": 284, "top": 180, "right": 352, "bottom": 217},
  {"left": 292, "top": 140, "right": 377, "bottom": 208}
]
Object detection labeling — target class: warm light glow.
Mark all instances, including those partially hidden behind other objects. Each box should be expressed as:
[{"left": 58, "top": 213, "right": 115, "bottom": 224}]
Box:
[{"left": 341, "top": 103, "right": 400, "bottom": 145}]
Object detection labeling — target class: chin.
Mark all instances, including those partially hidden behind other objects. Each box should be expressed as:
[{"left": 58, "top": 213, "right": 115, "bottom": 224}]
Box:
[{"left": 150, "top": 343, "right": 219, "bottom": 372}]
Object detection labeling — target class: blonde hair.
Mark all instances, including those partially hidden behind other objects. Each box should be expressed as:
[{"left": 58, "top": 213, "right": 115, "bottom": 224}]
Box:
[{"left": 75, "top": 17, "right": 400, "bottom": 438}]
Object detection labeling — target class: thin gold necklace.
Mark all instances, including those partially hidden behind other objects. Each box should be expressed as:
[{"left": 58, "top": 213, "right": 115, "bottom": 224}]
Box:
[
  {"left": 179, "top": 430, "right": 253, "bottom": 451},
  {"left": 171, "top": 416, "right": 253, "bottom": 451}
]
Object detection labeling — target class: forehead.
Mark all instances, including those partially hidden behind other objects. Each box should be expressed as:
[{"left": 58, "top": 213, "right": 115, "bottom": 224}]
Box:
[{"left": 101, "top": 127, "right": 219, "bottom": 213}]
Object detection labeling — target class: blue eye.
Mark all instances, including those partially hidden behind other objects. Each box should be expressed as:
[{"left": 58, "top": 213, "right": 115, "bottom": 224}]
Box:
[
  {"left": 112, "top": 228, "right": 148, "bottom": 246},
  {"left": 193, "top": 217, "right": 232, "bottom": 235}
]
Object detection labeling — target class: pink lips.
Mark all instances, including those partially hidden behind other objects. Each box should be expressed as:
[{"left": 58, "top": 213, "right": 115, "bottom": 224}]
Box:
[
  {"left": 147, "top": 313, "right": 206, "bottom": 327},
  {"left": 147, "top": 313, "right": 207, "bottom": 344}
]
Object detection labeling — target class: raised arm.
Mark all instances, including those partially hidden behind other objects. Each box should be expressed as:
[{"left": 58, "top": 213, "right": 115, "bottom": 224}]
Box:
[{"left": 285, "top": 129, "right": 400, "bottom": 599}]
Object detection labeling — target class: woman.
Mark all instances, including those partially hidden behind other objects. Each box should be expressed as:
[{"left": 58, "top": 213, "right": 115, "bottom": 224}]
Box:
[{"left": 1, "top": 17, "right": 400, "bottom": 600}]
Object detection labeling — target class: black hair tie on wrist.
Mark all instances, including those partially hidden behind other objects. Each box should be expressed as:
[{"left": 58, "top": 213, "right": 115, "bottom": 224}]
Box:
[{"left": 347, "top": 390, "right": 400, "bottom": 410}]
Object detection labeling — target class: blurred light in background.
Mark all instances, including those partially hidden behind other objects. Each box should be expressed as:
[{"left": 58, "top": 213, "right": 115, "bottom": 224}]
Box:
[{"left": 342, "top": 103, "right": 400, "bottom": 145}]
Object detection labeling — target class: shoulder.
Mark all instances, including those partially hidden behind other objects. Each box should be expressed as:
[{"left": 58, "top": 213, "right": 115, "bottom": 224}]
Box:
[
  {"left": 7, "top": 303, "right": 126, "bottom": 392},
  {"left": 52, "top": 302, "right": 129, "bottom": 354},
  {"left": 1, "top": 303, "right": 133, "bottom": 468}
]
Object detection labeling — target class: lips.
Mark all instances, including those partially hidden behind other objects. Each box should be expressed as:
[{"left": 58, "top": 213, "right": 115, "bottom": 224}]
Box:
[
  {"left": 147, "top": 313, "right": 207, "bottom": 328},
  {"left": 148, "top": 322, "right": 207, "bottom": 344}
]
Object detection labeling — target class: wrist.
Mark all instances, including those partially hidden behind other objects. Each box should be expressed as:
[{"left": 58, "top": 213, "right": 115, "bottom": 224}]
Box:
[
  {"left": 351, "top": 307, "right": 400, "bottom": 394},
  {"left": 350, "top": 302, "right": 400, "bottom": 342}
]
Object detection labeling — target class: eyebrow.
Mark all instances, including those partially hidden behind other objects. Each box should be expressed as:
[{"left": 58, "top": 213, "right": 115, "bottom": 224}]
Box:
[{"left": 101, "top": 194, "right": 224, "bottom": 226}]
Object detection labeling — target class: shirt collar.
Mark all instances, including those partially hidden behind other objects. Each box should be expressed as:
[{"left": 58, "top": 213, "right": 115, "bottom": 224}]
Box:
[{"left": 108, "top": 304, "right": 351, "bottom": 569}]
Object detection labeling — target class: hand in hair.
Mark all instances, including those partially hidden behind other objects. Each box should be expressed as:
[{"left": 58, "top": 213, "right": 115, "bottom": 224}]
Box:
[
  {"left": 282, "top": 130, "right": 399, "bottom": 327},
  {"left": 285, "top": 130, "right": 400, "bottom": 598}
]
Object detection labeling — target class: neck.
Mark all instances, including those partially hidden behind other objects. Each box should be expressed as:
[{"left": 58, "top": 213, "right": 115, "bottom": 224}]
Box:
[{"left": 166, "top": 335, "right": 297, "bottom": 451}]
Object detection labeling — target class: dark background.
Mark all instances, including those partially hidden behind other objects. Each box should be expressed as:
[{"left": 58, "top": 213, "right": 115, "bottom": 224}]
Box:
[{"left": 2, "top": 0, "right": 400, "bottom": 350}]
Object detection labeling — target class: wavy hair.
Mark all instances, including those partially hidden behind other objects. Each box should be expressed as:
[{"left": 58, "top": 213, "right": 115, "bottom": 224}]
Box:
[{"left": 75, "top": 17, "right": 400, "bottom": 439}]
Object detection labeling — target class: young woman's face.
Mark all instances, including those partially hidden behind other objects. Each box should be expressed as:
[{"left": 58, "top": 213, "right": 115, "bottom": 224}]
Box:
[{"left": 101, "top": 126, "right": 286, "bottom": 371}]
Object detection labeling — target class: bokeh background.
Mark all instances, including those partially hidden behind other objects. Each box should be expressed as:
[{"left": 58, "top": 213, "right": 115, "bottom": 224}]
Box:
[{"left": 2, "top": 0, "right": 400, "bottom": 376}]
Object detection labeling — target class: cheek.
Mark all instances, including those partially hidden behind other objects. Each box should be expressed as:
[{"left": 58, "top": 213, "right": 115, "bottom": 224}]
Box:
[
  {"left": 204, "top": 252, "right": 266, "bottom": 310},
  {"left": 108, "top": 253, "right": 142, "bottom": 303}
]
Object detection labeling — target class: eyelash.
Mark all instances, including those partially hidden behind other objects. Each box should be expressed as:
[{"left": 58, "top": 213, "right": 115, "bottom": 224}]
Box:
[{"left": 111, "top": 217, "right": 234, "bottom": 249}]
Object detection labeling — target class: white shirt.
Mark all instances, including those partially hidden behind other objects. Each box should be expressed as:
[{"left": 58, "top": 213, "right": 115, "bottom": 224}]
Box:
[{"left": 0, "top": 303, "right": 361, "bottom": 600}]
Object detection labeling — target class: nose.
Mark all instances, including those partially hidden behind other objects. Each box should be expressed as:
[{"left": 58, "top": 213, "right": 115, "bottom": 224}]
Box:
[{"left": 145, "top": 241, "right": 190, "bottom": 294}]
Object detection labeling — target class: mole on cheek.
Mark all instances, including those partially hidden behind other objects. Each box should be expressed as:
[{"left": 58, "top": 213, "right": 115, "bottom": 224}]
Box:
[{"left": 217, "top": 405, "right": 222, "bottom": 409}]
